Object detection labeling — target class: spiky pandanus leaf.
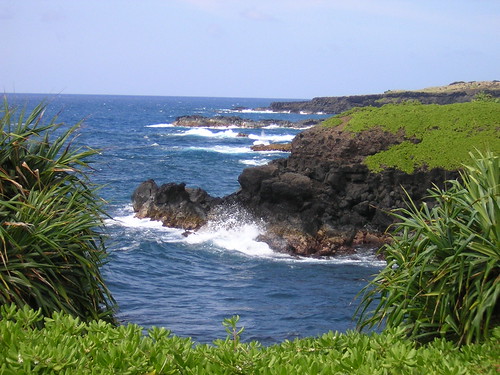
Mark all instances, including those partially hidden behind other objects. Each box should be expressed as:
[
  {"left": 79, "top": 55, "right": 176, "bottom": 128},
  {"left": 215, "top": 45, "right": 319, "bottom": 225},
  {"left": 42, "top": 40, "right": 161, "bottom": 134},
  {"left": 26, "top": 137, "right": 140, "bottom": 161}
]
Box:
[
  {"left": 356, "top": 151, "right": 499, "bottom": 344},
  {"left": 0, "top": 97, "right": 115, "bottom": 323}
]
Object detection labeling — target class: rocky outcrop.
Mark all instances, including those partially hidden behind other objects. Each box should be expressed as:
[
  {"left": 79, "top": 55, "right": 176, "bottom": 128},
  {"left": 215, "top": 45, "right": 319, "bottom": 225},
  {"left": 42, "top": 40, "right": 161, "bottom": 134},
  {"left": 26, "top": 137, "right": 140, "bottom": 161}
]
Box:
[
  {"left": 250, "top": 143, "right": 291, "bottom": 152},
  {"left": 230, "top": 125, "right": 458, "bottom": 256},
  {"left": 268, "top": 81, "right": 500, "bottom": 114},
  {"left": 172, "top": 115, "right": 321, "bottom": 129},
  {"left": 132, "top": 180, "right": 221, "bottom": 230},
  {"left": 132, "top": 122, "right": 459, "bottom": 257}
]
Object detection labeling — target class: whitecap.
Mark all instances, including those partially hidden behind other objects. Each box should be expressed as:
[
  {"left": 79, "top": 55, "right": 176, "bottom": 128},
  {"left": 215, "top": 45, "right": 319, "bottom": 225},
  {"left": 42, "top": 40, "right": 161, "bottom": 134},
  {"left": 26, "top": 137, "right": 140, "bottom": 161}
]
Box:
[
  {"left": 185, "top": 223, "right": 280, "bottom": 258},
  {"left": 107, "top": 213, "right": 171, "bottom": 231},
  {"left": 221, "top": 108, "right": 292, "bottom": 115},
  {"left": 183, "top": 206, "right": 288, "bottom": 260},
  {"left": 239, "top": 159, "right": 270, "bottom": 166},
  {"left": 107, "top": 207, "right": 383, "bottom": 265},
  {"left": 180, "top": 128, "right": 241, "bottom": 138},
  {"left": 252, "top": 140, "right": 269, "bottom": 146},
  {"left": 187, "top": 146, "right": 252, "bottom": 154},
  {"left": 284, "top": 251, "right": 386, "bottom": 267},
  {"left": 248, "top": 133, "right": 295, "bottom": 143},
  {"left": 105, "top": 211, "right": 185, "bottom": 248}
]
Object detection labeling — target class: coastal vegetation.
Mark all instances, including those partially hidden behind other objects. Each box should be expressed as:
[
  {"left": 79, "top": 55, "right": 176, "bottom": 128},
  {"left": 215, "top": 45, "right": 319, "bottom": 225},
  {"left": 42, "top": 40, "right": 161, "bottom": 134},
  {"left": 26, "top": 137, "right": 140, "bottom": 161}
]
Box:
[
  {"left": 0, "top": 97, "right": 498, "bottom": 373},
  {"left": 322, "top": 101, "right": 500, "bottom": 173},
  {"left": 0, "top": 99, "right": 115, "bottom": 323},
  {"left": 269, "top": 80, "right": 500, "bottom": 114},
  {"left": 1, "top": 305, "right": 498, "bottom": 374},
  {"left": 356, "top": 151, "right": 499, "bottom": 345}
]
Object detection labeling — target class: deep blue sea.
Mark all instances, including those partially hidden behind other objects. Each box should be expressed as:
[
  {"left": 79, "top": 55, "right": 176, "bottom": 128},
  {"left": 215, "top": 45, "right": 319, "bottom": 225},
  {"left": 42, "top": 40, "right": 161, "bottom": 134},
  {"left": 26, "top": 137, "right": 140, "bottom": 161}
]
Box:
[{"left": 5, "top": 93, "right": 384, "bottom": 345}]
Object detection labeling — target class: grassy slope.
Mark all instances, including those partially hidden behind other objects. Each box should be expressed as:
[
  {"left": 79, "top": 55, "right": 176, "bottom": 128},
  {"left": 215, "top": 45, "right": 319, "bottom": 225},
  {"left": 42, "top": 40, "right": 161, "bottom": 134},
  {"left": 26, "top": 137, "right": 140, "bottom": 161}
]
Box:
[{"left": 323, "top": 102, "right": 500, "bottom": 173}]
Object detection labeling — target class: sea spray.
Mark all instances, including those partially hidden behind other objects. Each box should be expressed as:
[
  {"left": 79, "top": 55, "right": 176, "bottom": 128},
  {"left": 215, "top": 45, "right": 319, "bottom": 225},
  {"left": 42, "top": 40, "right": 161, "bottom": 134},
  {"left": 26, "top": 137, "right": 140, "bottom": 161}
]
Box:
[
  {"left": 184, "top": 204, "right": 287, "bottom": 259},
  {"left": 180, "top": 128, "right": 241, "bottom": 138}
]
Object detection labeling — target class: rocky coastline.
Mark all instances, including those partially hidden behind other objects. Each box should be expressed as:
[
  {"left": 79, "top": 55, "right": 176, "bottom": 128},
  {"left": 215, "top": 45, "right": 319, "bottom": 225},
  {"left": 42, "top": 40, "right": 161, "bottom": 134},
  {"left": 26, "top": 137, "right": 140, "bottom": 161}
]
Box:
[
  {"left": 132, "top": 121, "right": 458, "bottom": 257},
  {"left": 268, "top": 81, "right": 500, "bottom": 114},
  {"left": 132, "top": 82, "right": 499, "bottom": 257},
  {"left": 172, "top": 115, "right": 322, "bottom": 129}
]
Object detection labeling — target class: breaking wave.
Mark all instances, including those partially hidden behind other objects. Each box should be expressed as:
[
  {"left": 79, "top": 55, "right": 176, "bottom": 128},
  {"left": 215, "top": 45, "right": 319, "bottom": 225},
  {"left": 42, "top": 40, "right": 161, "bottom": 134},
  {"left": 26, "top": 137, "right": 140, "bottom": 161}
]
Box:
[
  {"left": 107, "top": 205, "right": 385, "bottom": 266},
  {"left": 179, "top": 128, "right": 242, "bottom": 138}
]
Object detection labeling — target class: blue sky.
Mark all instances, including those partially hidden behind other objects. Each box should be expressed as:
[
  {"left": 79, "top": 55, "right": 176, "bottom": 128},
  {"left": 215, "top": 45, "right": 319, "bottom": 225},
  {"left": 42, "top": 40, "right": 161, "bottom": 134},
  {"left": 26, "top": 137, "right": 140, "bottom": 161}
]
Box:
[{"left": 2, "top": 0, "right": 499, "bottom": 99}]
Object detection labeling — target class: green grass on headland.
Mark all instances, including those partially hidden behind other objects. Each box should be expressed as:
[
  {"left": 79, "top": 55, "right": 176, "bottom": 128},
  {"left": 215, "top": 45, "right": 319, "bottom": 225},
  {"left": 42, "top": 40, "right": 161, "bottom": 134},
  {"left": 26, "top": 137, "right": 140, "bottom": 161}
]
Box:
[
  {"left": 1, "top": 305, "right": 499, "bottom": 374},
  {"left": 322, "top": 102, "right": 500, "bottom": 173}
]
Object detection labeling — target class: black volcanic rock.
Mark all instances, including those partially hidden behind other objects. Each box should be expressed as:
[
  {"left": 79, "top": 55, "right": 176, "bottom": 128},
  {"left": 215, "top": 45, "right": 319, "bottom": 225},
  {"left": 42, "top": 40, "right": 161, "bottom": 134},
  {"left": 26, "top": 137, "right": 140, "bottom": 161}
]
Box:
[
  {"left": 229, "top": 125, "right": 459, "bottom": 256},
  {"left": 132, "top": 180, "right": 221, "bottom": 230},
  {"left": 132, "top": 122, "right": 459, "bottom": 257},
  {"left": 172, "top": 115, "right": 321, "bottom": 128},
  {"left": 133, "top": 83, "right": 497, "bottom": 256},
  {"left": 268, "top": 83, "right": 500, "bottom": 114}
]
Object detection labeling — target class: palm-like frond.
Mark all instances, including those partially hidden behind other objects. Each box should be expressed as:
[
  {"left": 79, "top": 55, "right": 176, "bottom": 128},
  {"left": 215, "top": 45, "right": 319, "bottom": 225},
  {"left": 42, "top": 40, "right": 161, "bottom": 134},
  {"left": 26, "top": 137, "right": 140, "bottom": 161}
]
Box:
[
  {"left": 0, "top": 97, "right": 115, "bottom": 323},
  {"left": 356, "top": 151, "right": 499, "bottom": 344}
]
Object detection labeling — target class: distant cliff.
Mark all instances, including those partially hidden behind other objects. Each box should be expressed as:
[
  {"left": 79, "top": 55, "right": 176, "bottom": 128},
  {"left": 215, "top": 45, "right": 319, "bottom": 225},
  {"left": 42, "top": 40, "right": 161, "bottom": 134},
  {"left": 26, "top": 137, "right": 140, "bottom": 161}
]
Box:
[{"left": 269, "top": 81, "right": 500, "bottom": 114}]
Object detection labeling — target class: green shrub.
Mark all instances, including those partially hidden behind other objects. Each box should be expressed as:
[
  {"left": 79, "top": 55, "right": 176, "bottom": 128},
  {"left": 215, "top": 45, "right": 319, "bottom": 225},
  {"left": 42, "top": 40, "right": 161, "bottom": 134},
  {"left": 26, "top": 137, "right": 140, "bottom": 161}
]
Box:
[
  {"left": 1, "top": 305, "right": 499, "bottom": 374},
  {"left": 473, "top": 91, "right": 500, "bottom": 103},
  {"left": 0, "top": 98, "right": 115, "bottom": 323},
  {"left": 356, "top": 151, "right": 499, "bottom": 345}
]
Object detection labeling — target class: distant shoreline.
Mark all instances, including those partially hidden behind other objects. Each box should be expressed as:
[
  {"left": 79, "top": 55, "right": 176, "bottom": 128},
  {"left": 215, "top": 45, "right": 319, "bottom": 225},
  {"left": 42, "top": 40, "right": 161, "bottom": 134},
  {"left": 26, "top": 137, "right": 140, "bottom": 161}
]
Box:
[{"left": 267, "top": 80, "right": 500, "bottom": 114}]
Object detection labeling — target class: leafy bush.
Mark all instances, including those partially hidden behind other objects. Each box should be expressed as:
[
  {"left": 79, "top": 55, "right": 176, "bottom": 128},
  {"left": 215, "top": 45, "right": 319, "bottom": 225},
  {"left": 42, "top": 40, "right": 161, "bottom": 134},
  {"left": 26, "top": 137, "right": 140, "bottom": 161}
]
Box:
[
  {"left": 473, "top": 91, "right": 500, "bottom": 103},
  {"left": 0, "top": 98, "right": 115, "bottom": 323},
  {"left": 0, "top": 305, "right": 498, "bottom": 374},
  {"left": 356, "top": 151, "right": 499, "bottom": 345}
]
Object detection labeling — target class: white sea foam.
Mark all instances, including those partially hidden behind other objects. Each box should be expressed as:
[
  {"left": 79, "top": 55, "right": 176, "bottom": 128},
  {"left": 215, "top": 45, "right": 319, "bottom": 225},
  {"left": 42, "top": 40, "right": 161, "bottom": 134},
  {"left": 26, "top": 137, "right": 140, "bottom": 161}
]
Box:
[
  {"left": 286, "top": 251, "right": 386, "bottom": 267},
  {"left": 146, "top": 123, "right": 174, "bottom": 128},
  {"left": 108, "top": 212, "right": 175, "bottom": 232},
  {"left": 109, "top": 206, "right": 385, "bottom": 265},
  {"left": 184, "top": 206, "right": 289, "bottom": 259},
  {"left": 106, "top": 211, "right": 185, "bottom": 249},
  {"left": 180, "top": 128, "right": 241, "bottom": 138},
  {"left": 249, "top": 134, "right": 294, "bottom": 143},
  {"left": 187, "top": 146, "right": 252, "bottom": 154},
  {"left": 220, "top": 108, "right": 291, "bottom": 114},
  {"left": 185, "top": 223, "right": 281, "bottom": 258},
  {"left": 253, "top": 140, "right": 269, "bottom": 146},
  {"left": 239, "top": 159, "right": 270, "bottom": 166}
]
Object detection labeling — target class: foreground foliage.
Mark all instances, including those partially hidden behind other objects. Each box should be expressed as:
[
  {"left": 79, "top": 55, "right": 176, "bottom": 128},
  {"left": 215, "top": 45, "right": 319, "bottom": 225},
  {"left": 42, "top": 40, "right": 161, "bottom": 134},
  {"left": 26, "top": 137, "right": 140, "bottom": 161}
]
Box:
[
  {"left": 357, "top": 151, "right": 499, "bottom": 345},
  {"left": 323, "top": 101, "right": 500, "bottom": 173},
  {"left": 0, "top": 99, "right": 115, "bottom": 322},
  {"left": 0, "top": 305, "right": 499, "bottom": 374}
]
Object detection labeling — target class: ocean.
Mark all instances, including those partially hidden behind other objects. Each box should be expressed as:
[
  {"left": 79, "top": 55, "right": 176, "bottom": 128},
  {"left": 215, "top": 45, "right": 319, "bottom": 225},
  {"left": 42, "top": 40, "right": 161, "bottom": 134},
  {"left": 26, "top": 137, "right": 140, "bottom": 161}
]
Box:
[{"left": 5, "top": 93, "right": 384, "bottom": 344}]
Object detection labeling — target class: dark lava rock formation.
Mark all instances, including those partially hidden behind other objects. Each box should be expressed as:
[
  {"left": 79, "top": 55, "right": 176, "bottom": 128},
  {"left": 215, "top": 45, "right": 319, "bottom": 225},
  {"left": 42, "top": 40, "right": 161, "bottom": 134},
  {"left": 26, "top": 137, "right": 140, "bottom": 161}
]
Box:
[
  {"left": 172, "top": 115, "right": 321, "bottom": 129},
  {"left": 132, "top": 181, "right": 221, "bottom": 230},
  {"left": 132, "top": 122, "right": 458, "bottom": 257},
  {"left": 269, "top": 81, "right": 500, "bottom": 114}
]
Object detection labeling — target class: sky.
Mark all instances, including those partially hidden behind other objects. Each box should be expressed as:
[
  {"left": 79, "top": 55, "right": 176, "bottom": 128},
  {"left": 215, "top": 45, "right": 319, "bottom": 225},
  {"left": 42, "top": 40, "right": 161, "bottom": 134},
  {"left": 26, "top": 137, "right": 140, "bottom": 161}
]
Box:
[{"left": 2, "top": 0, "right": 499, "bottom": 99}]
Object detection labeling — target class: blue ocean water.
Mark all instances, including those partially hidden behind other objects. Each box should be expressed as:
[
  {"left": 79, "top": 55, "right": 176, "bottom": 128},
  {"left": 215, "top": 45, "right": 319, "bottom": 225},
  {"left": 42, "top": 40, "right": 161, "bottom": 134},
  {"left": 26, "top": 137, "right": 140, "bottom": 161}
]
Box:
[{"left": 5, "top": 93, "right": 384, "bottom": 344}]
